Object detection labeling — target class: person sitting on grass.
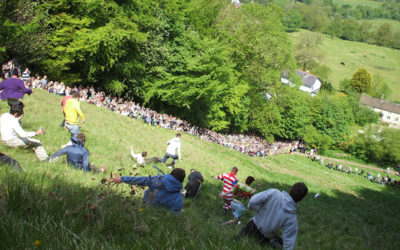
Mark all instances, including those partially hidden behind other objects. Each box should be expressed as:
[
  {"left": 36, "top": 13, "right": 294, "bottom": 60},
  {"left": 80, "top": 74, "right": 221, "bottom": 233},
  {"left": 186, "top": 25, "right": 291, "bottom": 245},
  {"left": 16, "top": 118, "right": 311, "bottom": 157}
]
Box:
[
  {"left": 0, "top": 104, "right": 48, "bottom": 161},
  {"left": 236, "top": 182, "right": 308, "bottom": 250},
  {"left": 49, "top": 133, "right": 105, "bottom": 173},
  {"left": 111, "top": 168, "right": 186, "bottom": 213},
  {"left": 184, "top": 169, "right": 204, "bottom": 200},
  {"left": 221, "top": 176, "right": 256, "bottom": 225},
  {"left": 0, "top": 152, "right": 22, "bottom": 171},
  {"left": 129, "top": 146, "right": 160, "bottom": 167}
]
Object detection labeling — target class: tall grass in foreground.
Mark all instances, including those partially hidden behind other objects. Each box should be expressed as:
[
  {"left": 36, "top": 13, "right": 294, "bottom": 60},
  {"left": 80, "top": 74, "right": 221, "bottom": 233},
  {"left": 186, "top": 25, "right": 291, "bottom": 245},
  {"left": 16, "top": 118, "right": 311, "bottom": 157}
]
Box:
[{"left": 0, "top": 89, "right": 399, "bottom": 249}]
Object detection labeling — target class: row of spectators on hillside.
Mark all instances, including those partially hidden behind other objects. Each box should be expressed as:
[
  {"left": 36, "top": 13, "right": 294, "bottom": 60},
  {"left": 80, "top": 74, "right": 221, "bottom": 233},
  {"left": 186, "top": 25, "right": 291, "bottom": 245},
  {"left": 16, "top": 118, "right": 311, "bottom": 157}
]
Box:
[
  {"left": 309, "top": 156, "right": 400, "bottom": 187},
  {"left": 23, "top": 74, "right": 299, "bottom": 157}
]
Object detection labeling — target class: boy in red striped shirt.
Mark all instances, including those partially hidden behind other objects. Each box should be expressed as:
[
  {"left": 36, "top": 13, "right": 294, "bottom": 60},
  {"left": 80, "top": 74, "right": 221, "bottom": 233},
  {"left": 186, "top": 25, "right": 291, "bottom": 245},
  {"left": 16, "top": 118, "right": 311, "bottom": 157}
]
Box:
[{"left": 216, "top": 167, "right": 238, "bottom": 211}]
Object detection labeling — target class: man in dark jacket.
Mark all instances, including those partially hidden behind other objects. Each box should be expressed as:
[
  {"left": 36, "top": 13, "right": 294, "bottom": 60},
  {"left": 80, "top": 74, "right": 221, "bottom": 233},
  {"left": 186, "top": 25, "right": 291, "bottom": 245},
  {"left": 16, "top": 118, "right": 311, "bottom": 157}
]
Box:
[
  {"left": 184, "top": 169, "right": 204, "bottom": 200},
  {"left": 49, "top": 133, "right": 104, "bottom": 172},
  {"left": 111, "top": 168, "right": 186, "bottom": 213}
]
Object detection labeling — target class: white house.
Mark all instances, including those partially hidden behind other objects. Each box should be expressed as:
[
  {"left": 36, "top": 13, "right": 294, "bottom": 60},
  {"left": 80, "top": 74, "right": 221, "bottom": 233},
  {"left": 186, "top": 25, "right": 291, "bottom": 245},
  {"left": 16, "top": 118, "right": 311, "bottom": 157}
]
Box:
[
  {"left": 296, "top": 70, "right": 321, "bottom": 96},
  {"left": 359, "top": 94, "right": 400, "bottom": 127},
  {"left": 281, "top": 70, "right": 321, "bottom": 96}
]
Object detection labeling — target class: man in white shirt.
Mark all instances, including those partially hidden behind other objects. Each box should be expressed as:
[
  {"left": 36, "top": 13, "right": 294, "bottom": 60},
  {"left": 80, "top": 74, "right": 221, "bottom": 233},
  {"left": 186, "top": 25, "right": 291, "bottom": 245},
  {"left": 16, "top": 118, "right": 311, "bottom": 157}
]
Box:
[
  {"left": 0, "top": 105, "right": 48, "bottom": 161},
  {"left": 160, "top": 133, "right": 182, "bottom": 165}
]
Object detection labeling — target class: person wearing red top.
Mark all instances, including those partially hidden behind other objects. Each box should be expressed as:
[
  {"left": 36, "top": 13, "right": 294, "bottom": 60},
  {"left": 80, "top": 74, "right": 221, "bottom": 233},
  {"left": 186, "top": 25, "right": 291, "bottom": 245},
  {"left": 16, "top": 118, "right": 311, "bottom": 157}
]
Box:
[
  {"left": 221, "top": 176, "right": 256, "bottom": 225},
  {"left": 216, "top": 167, "right": 238, "bottom": 211}
]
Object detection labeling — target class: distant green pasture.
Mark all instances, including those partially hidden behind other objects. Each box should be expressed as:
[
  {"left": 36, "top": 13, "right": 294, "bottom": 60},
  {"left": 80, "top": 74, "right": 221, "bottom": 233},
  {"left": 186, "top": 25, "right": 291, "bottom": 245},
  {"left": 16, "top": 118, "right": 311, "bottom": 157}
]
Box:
[
  {"left": 334, "top": 0, "right": 382, "bottom": 8},
  {"left": 289, "top": 30, "right": 400, "bottom": 101}
]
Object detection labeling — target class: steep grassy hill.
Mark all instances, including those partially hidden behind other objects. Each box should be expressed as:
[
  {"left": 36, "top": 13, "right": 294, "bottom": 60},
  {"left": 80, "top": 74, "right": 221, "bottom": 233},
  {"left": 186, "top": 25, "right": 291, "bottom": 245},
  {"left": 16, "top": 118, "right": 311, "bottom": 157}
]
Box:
[
  {"left": 289, "top": 30, "right": 400, "bottom": 101},
  {"left": 0, "top": 90, "right": 399, "bottom": 249}
]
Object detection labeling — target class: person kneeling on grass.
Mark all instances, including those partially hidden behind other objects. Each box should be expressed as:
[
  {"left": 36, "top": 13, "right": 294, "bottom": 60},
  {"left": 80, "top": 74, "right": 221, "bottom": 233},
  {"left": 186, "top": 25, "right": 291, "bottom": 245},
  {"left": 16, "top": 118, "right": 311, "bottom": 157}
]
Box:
[
  {"left": 221, "top": 176, "right": 256, "bottom": 225},
  {"left": 49, "top": 133, "right": 105, "bottom": 173},
  {"left": 129, "top": 146, "right": 160, "bottom": 167},
  {"left": 236, "top": 182, "right": 308, "bottom": 250},
  {"left": 184, "top": 169, "right": 204, "bottom": 200},
  {"left": 111, "top": 168, "right": 186, "bottom": 213},
  {"left": 0, "top": 104, "right": 48, "bottom": 161}
]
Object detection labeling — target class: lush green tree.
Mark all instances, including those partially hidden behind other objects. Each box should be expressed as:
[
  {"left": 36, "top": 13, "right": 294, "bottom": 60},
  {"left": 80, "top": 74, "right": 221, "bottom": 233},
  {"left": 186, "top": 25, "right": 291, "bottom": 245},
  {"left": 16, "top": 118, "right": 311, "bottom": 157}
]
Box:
[
  {"left": 339, "top": 19, "right": 360, "bottom": 41},
  {"left": 347, "top": 128, "right": 400, "bottom": 166},
  {"left": 283, "top": 9, "right": 303, "bottom": 32},
  {"left": 275, "top": 87, "right": 312, "bottom": 140},
  {"left": 294, "top": 31, "right": 323, "bottom": 70},
  {"left": 350, "top": 67, "right": 372, "bottom": 94},
  {"left": 303, "top": 125, "right": 333, "bottom": 152},
  {"left": 370, "top": 73, "right": 391, "bottom": 99},
  {"left": 310, "top": 95, "right": 353, "bottom": 144},
  {"left": 373, "top": 22, "right": 394, "bottom": 47}
]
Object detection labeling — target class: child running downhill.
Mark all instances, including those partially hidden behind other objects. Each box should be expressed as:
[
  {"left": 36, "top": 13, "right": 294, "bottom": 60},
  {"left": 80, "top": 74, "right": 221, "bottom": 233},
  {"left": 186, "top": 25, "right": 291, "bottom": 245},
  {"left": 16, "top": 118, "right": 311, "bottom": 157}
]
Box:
[{"left": 216, "top": 167, "right": 238, "bottom": 211}]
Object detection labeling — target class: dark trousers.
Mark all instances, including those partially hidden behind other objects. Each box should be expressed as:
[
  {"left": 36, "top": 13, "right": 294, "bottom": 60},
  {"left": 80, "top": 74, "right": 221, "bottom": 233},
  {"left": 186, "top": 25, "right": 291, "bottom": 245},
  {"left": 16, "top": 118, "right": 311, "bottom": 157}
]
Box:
[
  {"left": 236, "top": 219, "right": 283, "bottom": 247},
  {"left": 185, "top": 181, "right": 201, "bottom": 200},
  {"left": 144, "top": 157, "right": 160, "bottom": 165},
  {"left": 0, "top": 153, "right": 22, "bottom": 171},
  {"left": 160, "top": 153, "right": 178, "bottom": 163}
]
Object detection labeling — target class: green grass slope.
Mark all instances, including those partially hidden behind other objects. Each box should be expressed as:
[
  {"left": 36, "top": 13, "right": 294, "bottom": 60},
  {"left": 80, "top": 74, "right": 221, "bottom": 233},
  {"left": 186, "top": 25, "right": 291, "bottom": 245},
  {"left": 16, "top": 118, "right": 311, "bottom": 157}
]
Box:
[
  {"left": 0, "top": 90, "right": 399, "bottom": 249},
  {"left": 289, "top": 30, "right": 400, "bottom": 101}
]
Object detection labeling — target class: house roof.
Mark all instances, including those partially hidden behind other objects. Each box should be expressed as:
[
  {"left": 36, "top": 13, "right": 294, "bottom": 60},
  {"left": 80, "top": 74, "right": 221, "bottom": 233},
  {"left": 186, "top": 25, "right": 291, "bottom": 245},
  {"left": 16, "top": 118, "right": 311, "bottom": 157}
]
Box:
[
  {"left": 297, "top": 70, "right": 318, "bottom": 88},
  {"left": 359, "top": 95, "right": 400, "bottom": 114}
]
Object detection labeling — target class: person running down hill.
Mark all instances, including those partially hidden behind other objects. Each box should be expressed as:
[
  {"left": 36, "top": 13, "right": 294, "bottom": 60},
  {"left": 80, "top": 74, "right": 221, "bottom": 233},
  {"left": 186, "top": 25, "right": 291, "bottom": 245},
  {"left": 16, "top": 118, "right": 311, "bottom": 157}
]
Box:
[
  {"left": 64, "top": 90, "right": 85, "bottom": 138},
  {"left": 221, "top": 176, "right": 256, "bottom": 225},
  {"left": 49, "top": 133, "right": 105, "bottom": 173},
  {"left": 160, "top": 133, "right": 182, "bottom": 166},
  {"left": 216, "top": 167, "right": 238, "bottom": 211}
]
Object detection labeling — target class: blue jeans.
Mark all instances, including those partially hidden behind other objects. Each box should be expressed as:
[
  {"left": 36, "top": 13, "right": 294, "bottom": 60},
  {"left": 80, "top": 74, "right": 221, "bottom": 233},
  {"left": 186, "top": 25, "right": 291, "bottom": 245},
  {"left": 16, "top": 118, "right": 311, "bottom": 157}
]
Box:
[
  {"left": 160, "top": 153, "right": 178, "bottom": 163},
  {"left": 65, "top": 122, "right": 80, "bottom": 137},
  {"left": 231, "top": 200, "right": 245, "bottom": 219}
]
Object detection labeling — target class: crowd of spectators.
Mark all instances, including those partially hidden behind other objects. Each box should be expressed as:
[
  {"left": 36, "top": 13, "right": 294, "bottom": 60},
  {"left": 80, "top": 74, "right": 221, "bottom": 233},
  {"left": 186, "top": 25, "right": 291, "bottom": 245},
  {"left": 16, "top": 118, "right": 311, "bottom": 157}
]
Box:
[
  {"left": 18, "top": 71, "right": 299, "bottom": 157},
  {"left": 310, "top": 156, "right": 400, "bottom": 187}
]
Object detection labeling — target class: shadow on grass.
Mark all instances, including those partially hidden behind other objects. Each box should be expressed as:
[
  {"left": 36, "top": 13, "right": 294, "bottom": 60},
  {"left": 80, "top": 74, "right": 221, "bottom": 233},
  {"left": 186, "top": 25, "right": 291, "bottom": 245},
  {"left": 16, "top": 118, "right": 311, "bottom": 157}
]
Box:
[{"left": 1, "top": 162, "right": 400, "bottom": 249}]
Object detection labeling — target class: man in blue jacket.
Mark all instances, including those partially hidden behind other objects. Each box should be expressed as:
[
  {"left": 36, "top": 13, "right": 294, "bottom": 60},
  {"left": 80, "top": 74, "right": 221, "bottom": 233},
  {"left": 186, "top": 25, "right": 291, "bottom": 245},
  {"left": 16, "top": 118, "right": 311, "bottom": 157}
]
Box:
[
  {"left": 49, "top": 133, "right": 104, "bottom": 173},
  {"left": 111, "top": 168, "right": 186, "bottom": 213},
  {"left": 236, "top": 182, "right": 308, "bottom": 250}
]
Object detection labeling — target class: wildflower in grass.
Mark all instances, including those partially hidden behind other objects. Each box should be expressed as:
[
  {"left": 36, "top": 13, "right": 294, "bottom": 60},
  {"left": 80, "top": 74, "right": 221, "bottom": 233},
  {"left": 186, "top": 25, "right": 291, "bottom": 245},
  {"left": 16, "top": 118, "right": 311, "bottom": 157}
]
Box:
[
  {"left": 139, "top": 208, "right": 143, "bottom": 212},
  {"left": 34, "top": 240, "right": 41, "bottom": 246}
]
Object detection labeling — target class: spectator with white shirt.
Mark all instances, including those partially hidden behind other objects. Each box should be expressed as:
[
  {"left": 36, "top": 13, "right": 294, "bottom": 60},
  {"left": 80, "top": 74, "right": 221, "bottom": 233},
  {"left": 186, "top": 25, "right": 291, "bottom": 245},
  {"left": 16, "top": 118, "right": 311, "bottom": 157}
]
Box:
[{"left": 0, "top": 105, "right": 48, "bottom": 161}]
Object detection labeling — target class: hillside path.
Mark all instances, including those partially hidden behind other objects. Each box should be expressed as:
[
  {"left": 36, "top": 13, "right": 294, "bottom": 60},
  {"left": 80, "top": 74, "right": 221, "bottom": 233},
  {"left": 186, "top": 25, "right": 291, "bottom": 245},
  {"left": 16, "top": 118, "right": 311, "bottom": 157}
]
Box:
[{"left": 293, "top": 152, "right": 390, "bottom": 173}]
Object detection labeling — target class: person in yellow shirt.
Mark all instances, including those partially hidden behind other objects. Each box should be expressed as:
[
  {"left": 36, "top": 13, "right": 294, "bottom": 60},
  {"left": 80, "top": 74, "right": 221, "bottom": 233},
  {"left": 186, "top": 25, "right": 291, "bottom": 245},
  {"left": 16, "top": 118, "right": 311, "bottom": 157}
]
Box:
[{"left": 64, "top": 90, "right": 85, "bottom": 137}]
